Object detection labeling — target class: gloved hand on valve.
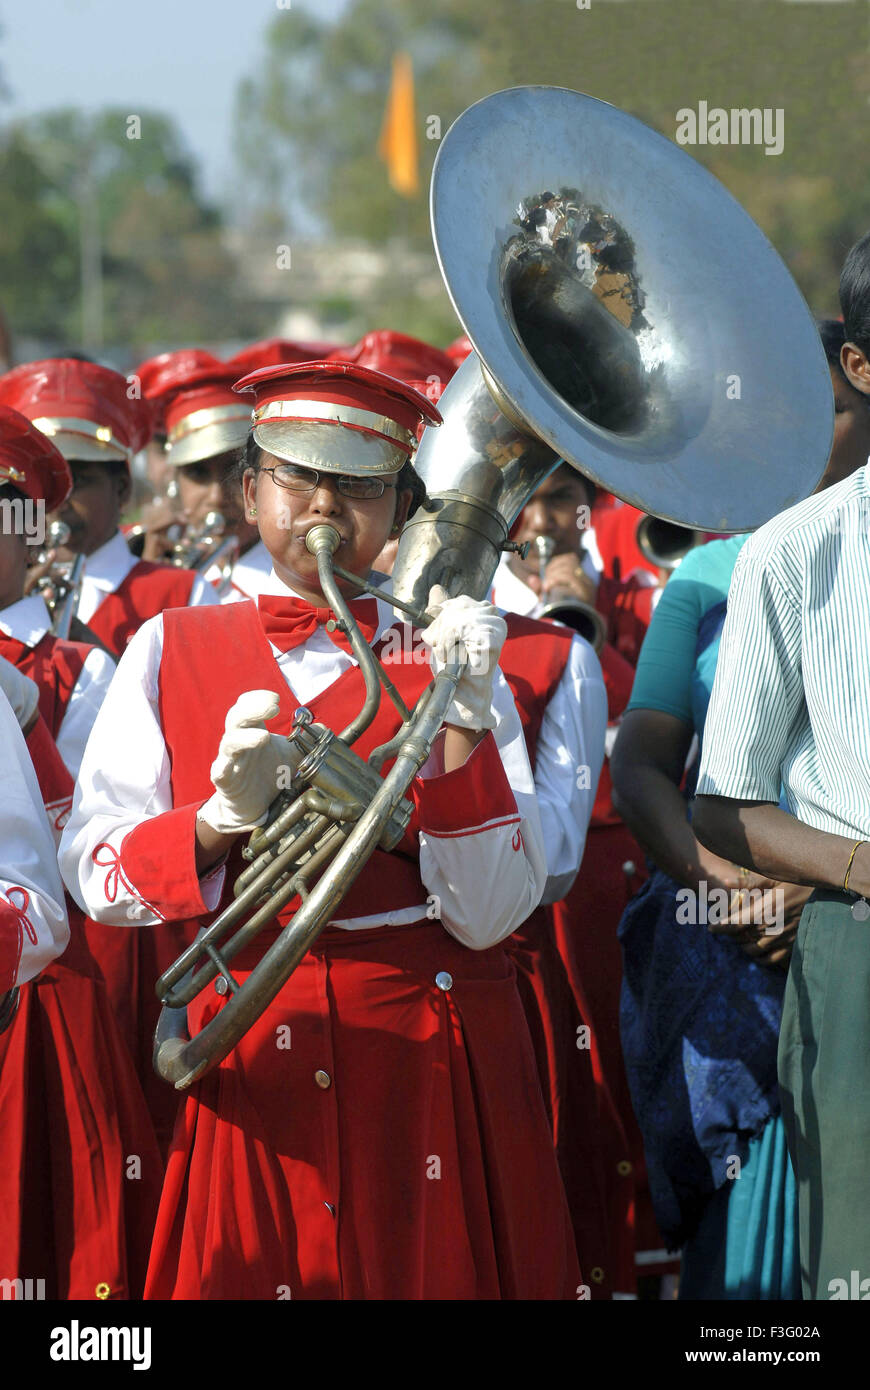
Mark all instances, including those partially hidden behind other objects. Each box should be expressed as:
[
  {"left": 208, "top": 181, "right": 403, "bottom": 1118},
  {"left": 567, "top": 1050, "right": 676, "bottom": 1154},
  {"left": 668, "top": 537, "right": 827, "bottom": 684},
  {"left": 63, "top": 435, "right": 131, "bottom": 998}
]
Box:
[
  {"left": 420, "top": 586, "right": 507, "bottom": 732},
  {"left": 197, "top": 690, "right": 302, "bottom": 836}
]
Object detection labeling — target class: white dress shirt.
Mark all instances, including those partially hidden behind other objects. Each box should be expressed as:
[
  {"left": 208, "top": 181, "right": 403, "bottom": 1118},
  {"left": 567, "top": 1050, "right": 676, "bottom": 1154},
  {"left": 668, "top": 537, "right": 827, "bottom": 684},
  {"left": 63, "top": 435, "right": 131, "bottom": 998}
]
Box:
[
  {"left": 60, "top": 568, "right": 548, "bottom": 951},
  {"left": 697, "top": 462, "right": 870, "bottom": 839},
  {"left": 77, "top": 529, "right": 218, "bottom": 623},
  {"left": 0, "top": 594, "right": 115, "bottom": 779},
  {"left": 0, "top": 690, "right": 69, "bottom": 987},
  {"left": 490, "top": 558, "right": 608, "bottom": 902}
]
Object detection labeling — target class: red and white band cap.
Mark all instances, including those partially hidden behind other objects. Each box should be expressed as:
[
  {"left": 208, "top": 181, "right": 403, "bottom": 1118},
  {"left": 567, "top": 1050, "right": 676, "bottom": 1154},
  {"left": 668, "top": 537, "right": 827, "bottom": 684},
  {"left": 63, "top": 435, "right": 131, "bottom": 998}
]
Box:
[
  {"left": 0, "top": 359, "right": 152, "bottom": 465},
  {"left": 159, "top": 366, "right": 254, "bottom": 467},
  {"left": 234, "top": 361, "right": 442, "bottom": 477},
  {"left": 31, "top": 415, "right": 133, "bottom": 463}
]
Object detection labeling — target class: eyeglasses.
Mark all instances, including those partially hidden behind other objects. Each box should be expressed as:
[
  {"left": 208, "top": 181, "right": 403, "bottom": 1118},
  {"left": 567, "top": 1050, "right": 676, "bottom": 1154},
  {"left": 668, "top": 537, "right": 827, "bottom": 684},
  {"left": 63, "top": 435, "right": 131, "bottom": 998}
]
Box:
[{"left": 260, "top": 462, "right": 398, "bottom": 500}]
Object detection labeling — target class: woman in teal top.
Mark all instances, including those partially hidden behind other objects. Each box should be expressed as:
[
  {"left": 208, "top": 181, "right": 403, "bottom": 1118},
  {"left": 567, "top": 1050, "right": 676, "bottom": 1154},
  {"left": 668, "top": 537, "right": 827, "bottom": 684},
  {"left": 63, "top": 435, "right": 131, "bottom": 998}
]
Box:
[{"left": 613, "top": 535, "right": 805, "bottom": 1300}]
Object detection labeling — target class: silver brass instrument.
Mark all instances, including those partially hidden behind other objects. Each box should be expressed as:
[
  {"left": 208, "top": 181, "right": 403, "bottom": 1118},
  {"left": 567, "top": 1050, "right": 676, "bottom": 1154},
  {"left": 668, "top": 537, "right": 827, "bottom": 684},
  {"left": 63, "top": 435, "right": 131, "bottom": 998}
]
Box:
[
  {"left": 533, "top": 534, "right": 607, "bottom": 654},
  {"left": 154, "top": 525, "right": 461, "bottom": 1089},
  {"left": 33, "top": 521, "right": 86, "bottom": 640},
  {"left": 154, "top": 86, "right": 834, "bottom": 1090},
  {"left": 636, "top": 515, "right": 705, "bottom": 572},
  {"left": 170, "top": 510, "right": 240, "bottom": 599}
]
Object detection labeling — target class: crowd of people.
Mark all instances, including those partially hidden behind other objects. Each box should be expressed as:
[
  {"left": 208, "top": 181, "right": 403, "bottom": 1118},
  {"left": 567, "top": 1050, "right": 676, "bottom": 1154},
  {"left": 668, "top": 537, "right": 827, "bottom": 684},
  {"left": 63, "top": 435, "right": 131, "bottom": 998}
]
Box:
[{"left": 1, "top": 228, "right": 869, "bottom": 1302}]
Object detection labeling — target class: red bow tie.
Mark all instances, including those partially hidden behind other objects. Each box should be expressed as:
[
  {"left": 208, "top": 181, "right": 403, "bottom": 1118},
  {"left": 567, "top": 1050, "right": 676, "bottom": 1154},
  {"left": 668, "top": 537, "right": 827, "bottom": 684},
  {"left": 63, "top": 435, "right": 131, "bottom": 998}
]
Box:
[{"left": 257, "top": 594, "right": 380, "bottom": 656}]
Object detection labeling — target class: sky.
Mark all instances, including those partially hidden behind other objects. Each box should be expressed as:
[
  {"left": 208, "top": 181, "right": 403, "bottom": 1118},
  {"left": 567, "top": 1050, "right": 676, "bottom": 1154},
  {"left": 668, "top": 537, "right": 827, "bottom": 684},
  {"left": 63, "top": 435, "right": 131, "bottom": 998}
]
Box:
[{"left": 0, "top": 0, "right": 350, "bottom": 206}]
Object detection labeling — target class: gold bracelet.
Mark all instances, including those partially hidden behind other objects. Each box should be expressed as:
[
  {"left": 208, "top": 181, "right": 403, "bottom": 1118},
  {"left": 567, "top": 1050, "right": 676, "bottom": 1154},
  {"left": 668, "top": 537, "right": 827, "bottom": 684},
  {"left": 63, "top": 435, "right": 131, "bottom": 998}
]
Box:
[{"left": 843, "top": 839, "right": 866, "bottom": 893}]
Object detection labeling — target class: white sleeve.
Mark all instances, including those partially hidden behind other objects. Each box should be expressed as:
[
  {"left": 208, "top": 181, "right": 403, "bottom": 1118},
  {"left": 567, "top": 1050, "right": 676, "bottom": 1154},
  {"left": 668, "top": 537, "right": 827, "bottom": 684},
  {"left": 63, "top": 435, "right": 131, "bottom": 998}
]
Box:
[
  {"left": 55, "top": 646, "right": 117, "bottom": 779},
  {"left": 417, "top": 669, "right": 548, "bottom": 951},
  {"left": 535, "top": 636, "right": 608, "bottom": 904},
  {"left": 189, "top": 574, "right": 222, "bottom": 607},
  {"left": 0, "top": 692, "right": 69, "bottom": 987},
  {"left": 58, "top": 615, "right": 225, "bottom": 926}
]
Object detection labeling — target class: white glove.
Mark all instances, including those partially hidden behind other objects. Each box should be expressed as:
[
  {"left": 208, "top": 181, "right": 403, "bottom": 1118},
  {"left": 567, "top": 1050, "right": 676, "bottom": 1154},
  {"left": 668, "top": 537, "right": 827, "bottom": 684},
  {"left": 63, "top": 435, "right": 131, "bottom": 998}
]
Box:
[
  {"left": 420, "top": 586, "right": 507, "bottom": 732},
  {"left": 0, "top": 655, "right": 39, "bottom": 732},
  {"left": 198, "top": 690, "right": 301, "bottom": 835}
]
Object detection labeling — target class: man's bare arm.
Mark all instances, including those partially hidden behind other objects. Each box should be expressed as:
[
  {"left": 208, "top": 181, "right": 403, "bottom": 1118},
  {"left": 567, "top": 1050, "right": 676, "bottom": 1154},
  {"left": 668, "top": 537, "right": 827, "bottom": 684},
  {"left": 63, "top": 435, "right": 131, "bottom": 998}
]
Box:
[{"left": 692, "top": 795, "right": 870, "bottom": 898}]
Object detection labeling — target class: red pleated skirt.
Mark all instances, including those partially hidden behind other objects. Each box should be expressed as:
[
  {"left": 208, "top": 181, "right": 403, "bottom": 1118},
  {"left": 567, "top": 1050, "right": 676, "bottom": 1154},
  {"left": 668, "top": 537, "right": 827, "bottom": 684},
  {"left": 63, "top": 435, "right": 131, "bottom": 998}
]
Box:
[
  {"left": 506, "top": 907, "right": 633, "bottom": 1297},
  {"left": 83, "top": 918, "right": 192, "bottom": 1155},
  {"left": 145, "top": 919, "right": 581, "bottom": 1300},
  {"left": 0, "top": 917, "right": 163, "bottom": 1299}
]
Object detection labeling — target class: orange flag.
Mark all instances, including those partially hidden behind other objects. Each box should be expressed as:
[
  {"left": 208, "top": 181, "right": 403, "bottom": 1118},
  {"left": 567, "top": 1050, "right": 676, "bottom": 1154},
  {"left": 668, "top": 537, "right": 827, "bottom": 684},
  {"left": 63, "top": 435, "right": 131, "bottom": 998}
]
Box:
[{"left": 378, "top": 52, "right": 419, "bottom": 197}]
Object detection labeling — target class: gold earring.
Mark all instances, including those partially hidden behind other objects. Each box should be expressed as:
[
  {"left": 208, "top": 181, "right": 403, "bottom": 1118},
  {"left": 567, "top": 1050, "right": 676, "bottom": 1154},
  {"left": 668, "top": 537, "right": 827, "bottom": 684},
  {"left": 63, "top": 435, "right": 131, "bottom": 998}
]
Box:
[{"left": 249, "top": 507, "right": 257, "bottom": 517}]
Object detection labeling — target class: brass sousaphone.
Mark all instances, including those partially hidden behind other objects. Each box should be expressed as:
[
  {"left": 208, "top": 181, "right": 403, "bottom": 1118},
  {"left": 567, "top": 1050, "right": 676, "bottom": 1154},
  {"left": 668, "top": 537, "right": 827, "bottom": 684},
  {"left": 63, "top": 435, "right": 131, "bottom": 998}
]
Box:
[{"left": 154, "top": 87, "right": 833, "bottom": 1089}]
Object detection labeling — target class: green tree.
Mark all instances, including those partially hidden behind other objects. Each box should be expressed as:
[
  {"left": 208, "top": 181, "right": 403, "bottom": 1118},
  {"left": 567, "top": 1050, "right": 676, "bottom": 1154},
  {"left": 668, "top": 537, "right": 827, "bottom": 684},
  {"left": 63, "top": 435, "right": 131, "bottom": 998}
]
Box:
[
  {"left": 0, "top": 129, "right": 78, "bottom": 343},
  {"left": 8, "top": 108, "right": 257, "bottom": 350},
  {"left": 236, "top": 0, "right": 869, "bottom": 328}
]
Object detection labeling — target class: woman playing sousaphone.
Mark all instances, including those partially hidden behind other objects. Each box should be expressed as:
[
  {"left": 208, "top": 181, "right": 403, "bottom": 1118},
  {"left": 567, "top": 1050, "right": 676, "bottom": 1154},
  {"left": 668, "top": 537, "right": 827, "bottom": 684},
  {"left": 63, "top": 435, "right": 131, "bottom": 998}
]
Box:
[{"left": 60, "top": 360, "right": 581, "bottom": 1300}]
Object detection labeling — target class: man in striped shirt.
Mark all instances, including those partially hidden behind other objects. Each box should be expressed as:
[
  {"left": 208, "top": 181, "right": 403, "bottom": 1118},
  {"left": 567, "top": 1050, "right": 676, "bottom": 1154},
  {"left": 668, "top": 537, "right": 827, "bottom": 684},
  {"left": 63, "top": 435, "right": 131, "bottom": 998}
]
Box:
[{"left": 692, "top": 231, "right": 870, "bottom": 1300}]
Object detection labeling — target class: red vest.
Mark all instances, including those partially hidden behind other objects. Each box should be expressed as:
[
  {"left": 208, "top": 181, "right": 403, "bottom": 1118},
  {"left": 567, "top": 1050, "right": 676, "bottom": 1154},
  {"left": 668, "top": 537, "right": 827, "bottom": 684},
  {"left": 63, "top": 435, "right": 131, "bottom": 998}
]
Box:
[
  {"left": 499, "top": 614, "right": 574, "bottom": 765},
  {"left": 159, "top": 603, "right": 436, "bottom": 923},
  {"left": 88, "top": 561, "right": 197, "bottom": 656},
  {"left": 0, "top": 632, "right": 89, "bottom": 741}
]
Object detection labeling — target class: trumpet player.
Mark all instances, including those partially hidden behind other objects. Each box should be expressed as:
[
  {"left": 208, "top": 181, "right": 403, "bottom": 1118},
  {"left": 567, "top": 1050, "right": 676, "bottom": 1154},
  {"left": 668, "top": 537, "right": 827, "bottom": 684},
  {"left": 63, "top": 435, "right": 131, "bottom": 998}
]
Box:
[
  {"left": 0, "top": 358, "right": 219, "bottom": 658},
  {"left": 151, "top": 357, "right": 273, "bottom": 601},
  {"left": 493, "top": 461, "right": 602, "bottom": 618},
  {"left": 60, "top": 360, "right": 581, "bottom": 1301},
  {"left": 0, "top": 635, "right": 161, "bottom": 1300},
  {"left": 0, "top": 405, "right": 115, "bottom": 779}
]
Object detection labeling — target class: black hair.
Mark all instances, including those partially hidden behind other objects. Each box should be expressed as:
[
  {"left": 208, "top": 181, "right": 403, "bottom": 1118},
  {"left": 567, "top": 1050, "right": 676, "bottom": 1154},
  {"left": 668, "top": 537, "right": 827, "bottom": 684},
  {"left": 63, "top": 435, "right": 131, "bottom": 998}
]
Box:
[
  {"left": 839, "top": 231, "right": 870, "bottom": 355},
  {"left": 817, "top": 318, "right": 846, "bottom": 373},
  {"left": 240, "top": 435, "right": 429, "bottom": 517}
]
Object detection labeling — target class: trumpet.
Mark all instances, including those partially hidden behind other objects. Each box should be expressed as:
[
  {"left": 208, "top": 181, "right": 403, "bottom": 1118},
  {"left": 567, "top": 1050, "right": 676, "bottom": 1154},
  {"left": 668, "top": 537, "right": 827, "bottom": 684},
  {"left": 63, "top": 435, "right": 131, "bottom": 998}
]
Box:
[
  {"left": 31, "top": 521, "right": 86, "bottom": 640},
  {"left": 533, "top": 535, "right": 607, "bottom": 653},
  {"left": 170, "top": 511, "right": 240, "bottom": 599}
]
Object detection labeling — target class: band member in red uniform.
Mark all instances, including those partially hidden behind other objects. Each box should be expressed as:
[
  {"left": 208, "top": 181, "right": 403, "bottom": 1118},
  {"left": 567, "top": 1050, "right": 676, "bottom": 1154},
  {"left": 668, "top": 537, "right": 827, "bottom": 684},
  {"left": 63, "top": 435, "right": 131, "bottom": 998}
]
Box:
[
  {"left": 0, "top": 405, "right": 115, "bottom": 779},
  {"left": 60, "top": 361, "right": 580, "bottom": 1300},
  {"left": 0, "top": 667, "right": 69, "bottom": 1012},
  {"left": 0, "top": 358, "right": 219, "bottom": 656},
  {"left": 155, "top": 360, "right": 272, "bottom": 601},
  {"left": 0, "top": 495, "right": 161, "bottom": 1303},
  {"left": 492, "top": 465, "right": 660, "bottom": 1283}
]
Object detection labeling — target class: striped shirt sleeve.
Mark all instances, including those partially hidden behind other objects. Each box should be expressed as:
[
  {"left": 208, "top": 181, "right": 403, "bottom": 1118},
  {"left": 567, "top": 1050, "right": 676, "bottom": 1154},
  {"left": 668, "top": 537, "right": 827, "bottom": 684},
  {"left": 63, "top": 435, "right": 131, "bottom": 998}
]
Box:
[{"left": 695, "top": 544, "right": 805, "bottom": 803}]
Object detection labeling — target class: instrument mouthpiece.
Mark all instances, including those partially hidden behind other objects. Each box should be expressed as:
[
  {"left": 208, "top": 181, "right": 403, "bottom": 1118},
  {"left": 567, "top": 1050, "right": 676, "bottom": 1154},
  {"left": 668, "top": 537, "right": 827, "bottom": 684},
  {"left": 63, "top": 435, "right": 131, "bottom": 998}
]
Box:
[{"left": 305, "top": 525, "right": 342, "bottom": 557}]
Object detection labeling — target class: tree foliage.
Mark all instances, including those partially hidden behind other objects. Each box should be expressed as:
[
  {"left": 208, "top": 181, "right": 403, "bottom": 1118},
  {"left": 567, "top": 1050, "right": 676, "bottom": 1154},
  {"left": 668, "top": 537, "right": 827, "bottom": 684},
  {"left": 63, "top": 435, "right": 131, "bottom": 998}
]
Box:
[
  {"left": 0, "top": 108, "right": 256, "bottom": 352},
  {"left": 236, "top": 0, "right": 869, "bottom": 336}
]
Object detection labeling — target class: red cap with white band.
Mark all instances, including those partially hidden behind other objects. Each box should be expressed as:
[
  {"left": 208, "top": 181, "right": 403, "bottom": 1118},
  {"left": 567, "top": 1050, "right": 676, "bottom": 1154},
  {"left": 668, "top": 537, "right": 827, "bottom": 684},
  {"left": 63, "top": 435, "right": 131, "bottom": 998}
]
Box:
[
  {"left": 0, "top": 405, "right": 72, "bottom": 512},
  {"left": 228, "top": 338, "right": 340, "bottom": 376},
  {"left": 134, "top": 349, "right": 225, "bottom": 434},
  {"left": 329, "top": 331, "right": 456, "bottom": 394},
  {"left": 0, "top": 359, "right": 152, "bottom": 464},
  {"left": 233, "top": 361, "right": 442, "bottom": 476},
  {"left": 156, "top": 363, "right": 252, "bottom": 467}
]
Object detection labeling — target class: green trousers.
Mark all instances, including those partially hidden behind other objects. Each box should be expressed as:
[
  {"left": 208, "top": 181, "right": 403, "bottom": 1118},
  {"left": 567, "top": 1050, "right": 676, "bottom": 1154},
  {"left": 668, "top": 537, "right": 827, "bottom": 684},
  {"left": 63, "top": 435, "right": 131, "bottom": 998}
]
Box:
[{"left": 778, "top": 890, "right": 870, "bottom": 1300}]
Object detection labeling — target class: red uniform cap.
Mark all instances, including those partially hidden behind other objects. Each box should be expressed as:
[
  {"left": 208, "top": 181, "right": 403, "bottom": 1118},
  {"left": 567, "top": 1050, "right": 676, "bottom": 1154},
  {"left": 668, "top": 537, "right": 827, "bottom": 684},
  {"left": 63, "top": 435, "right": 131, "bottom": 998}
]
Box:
[
  {"left": 233, "top": 361, "right": 442, "bottom": 476},
  {"left": 445, "top": 335, "right": 474, "bottom": 366},
  {"left": 0, "top": 359, "right": 152, "bottom": 464},
  {"left": 330, "top": 331, "right": 456, "bottom": 395},
  {"left": 228, "top": 338, "right": 340, "bottom": 377},
  {"left": 134, "top": 349, "right": 225, "bottom": 434},
  {"left": 0, "top": 405, "right": 73, "bottom": 512},
  {"left": 155, "top": 363, "right": 252, "bottom": 468}
]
